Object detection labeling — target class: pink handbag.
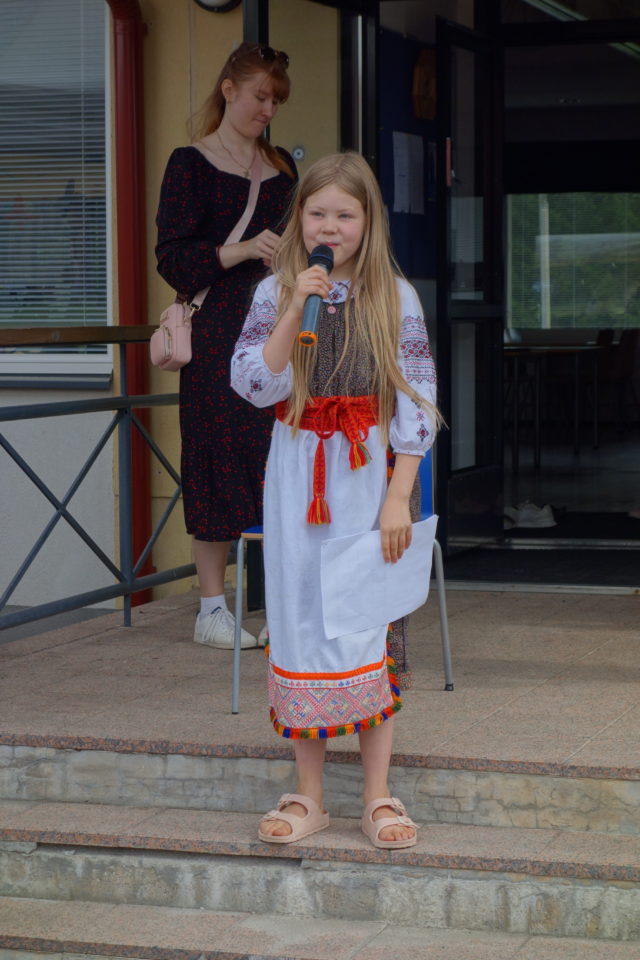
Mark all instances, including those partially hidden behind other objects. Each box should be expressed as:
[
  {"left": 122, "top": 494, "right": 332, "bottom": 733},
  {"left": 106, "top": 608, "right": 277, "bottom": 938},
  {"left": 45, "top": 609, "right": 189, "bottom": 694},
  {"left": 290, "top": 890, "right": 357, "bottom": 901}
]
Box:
[
  {"left": 151, "top": 144, "right": 263, "bottom": 371},
  {"left": 150, "top": 293, "right": 201, "bottom": 371}
]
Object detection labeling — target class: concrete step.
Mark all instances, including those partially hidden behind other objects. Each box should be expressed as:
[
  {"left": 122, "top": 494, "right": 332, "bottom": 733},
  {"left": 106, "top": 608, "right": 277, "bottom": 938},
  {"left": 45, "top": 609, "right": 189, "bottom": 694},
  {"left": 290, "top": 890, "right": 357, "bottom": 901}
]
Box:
[
  {"left": 4, "top": 897, "right": 640, "bottom": 960},
  {"left": 2, "top": 739, "right": 638, "bottom": 835},
  {"left": 1, "top": 801, "right": 640, "bottom": 940}
]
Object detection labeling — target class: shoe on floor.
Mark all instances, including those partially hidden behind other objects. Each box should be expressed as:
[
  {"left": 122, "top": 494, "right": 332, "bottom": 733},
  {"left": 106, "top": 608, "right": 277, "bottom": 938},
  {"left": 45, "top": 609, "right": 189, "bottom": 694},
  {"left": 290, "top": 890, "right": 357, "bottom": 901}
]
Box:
[
  {"left": 361, "top": 796, "right": 418, "bottom": 850},
  {"left": 513, "top": 500, "right": 556, "bottom": 528},
  {"left": 193, "top": 607, "right": 256, "bottom": 649},
  {"left": 257, "top": 624, "right": 269, "bottom": 647},
  {"left": 258, "top": 793, "right": 330, "bottom": 845}
]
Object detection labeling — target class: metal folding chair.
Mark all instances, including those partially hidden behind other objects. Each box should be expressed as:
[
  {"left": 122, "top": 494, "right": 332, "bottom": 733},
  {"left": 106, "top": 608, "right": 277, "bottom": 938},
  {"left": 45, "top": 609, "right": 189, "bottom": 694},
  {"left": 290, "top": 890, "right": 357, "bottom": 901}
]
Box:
[
  {"left": 418, "top": 449, "right": 454, "bottom": 692},
  {"left": 232, "top": 525, "right": 263, "bottom": 714},
  {"left": 232, "top": 448, "right": 453, "bottom": 713}
]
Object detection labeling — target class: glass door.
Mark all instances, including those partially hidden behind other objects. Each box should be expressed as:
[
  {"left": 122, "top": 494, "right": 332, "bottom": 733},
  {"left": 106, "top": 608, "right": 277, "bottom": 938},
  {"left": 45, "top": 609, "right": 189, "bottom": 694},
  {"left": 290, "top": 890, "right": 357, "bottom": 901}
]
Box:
[{"left": 435, "top": 18, "right": 504, "bottom": 551}]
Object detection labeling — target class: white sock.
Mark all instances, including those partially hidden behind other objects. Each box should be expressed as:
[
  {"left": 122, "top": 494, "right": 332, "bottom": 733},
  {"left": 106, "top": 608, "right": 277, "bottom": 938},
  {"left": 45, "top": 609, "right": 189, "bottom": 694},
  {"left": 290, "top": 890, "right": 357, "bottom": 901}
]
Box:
[{"left": 200, "top": 594, "right": 227, "bottom": 618}]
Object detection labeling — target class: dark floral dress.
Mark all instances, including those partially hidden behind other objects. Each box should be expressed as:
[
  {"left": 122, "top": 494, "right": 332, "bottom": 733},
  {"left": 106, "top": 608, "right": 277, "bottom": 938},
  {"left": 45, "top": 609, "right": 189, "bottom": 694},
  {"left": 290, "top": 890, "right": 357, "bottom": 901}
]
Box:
[{"left": 155, "top": 146, "right": 297, "bottom": 541}]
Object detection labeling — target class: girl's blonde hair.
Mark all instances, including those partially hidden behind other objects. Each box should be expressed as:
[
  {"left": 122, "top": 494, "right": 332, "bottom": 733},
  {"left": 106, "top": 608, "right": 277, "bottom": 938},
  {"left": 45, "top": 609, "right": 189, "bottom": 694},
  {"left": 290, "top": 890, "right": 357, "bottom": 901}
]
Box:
[
  {"left": 272, "top": 151, "right": 442, "bottom": 442},
  {"left": 194, "top": 42, "right": 294, "bottom": 179}
]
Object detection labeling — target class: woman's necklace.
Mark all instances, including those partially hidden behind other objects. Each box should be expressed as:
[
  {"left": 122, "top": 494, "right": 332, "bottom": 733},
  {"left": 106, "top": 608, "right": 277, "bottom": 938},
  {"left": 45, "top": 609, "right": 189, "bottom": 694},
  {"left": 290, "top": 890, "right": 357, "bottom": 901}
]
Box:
[{"left": 216, "top": 129, "right": 256, "bottom": 178}]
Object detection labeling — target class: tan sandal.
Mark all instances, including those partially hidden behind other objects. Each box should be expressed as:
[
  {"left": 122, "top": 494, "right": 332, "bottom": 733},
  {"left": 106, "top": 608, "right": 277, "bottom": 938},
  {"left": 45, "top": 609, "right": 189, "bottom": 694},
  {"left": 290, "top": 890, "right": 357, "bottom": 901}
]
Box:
[
  {"left": 258, "top": 793, "right": 330, "bottom": 845},
  {"left": 361, "top": 796, "right": 418, "bottom": 849}
]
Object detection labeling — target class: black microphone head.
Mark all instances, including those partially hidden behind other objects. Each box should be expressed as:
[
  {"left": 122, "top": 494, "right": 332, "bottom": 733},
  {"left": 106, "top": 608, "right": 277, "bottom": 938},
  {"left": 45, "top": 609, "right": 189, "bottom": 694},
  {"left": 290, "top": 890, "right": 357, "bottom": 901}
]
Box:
[{"left": 308, "top": 244, "right": 334, "bottom": 273}]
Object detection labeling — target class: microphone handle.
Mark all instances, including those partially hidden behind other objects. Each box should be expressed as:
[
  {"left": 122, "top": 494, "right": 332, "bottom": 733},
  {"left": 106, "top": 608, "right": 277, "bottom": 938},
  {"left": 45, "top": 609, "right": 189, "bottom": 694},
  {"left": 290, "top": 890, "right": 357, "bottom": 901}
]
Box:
[{"left": 299, "top": 294, "right": 322, "bottom": 347}]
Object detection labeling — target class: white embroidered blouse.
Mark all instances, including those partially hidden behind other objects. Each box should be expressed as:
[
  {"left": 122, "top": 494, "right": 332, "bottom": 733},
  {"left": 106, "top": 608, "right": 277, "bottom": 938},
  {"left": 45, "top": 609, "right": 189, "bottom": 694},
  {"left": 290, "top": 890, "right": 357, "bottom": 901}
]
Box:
[{"left": 231, "top": 274, "right": 437, "bottom": 455}]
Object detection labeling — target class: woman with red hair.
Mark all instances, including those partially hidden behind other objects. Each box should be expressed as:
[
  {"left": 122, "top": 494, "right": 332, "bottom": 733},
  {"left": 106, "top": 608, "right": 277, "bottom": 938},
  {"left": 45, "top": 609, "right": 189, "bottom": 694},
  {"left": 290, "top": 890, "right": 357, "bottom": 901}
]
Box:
[{"left": 156, "top": 42, "right": 297, "bottom": 649}]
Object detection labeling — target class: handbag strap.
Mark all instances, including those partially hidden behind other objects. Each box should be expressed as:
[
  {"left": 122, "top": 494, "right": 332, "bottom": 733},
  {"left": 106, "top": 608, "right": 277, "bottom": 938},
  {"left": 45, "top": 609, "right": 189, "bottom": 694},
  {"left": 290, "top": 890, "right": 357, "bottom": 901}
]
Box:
[
  {"left": 184, "top": 141, "right": 265, "bottom": 314},
  {"left": 188, "top": 287, "right": 210, "bottom": 312},
  {"left": 223, "top": 148, "right": 263, "bottom": 245}
]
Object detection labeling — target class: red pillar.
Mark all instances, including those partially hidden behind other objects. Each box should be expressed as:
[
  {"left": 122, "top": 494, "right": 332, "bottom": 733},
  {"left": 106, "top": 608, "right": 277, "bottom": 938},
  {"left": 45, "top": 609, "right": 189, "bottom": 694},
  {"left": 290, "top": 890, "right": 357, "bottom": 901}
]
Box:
[{"left": 108, "top": 0, "right": 153, "bottom": 603}]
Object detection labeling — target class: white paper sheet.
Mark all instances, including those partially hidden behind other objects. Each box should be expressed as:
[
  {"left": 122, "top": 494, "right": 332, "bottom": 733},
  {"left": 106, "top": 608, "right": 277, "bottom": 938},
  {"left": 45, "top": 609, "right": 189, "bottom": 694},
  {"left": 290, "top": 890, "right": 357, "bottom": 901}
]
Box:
[
  {"left": 392, "top": 131, "right": 410, "bottom": 213},
  {"left": 408, "top": 133, "right": 425, "bottom": 215},
  {"left": 320, "top": 516, "right": 438, "bottom": 639},
  {"left": 392, "top": 131, "right": 425, "bottom": 215}
]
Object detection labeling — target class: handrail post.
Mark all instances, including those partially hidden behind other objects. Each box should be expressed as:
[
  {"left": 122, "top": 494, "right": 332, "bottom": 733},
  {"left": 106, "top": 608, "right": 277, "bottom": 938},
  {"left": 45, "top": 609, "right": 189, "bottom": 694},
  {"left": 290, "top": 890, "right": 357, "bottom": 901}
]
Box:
[{"left": 118, "top": 342, "right": 134, "bottom": 626}]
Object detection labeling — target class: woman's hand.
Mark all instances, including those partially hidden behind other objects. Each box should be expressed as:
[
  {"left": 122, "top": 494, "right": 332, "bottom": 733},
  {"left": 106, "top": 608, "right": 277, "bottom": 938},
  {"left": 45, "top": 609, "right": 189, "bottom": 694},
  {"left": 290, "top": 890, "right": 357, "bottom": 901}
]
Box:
[
  {"left": 245, "top": 229, "right": 281, "bottom": 266},
  {"left": 217, "top": 230, "right": 280, "bottom": 270},
  {"left": 379, "top": 491, "right": 412, "bottom": 564},
  {"left": 290, "top": 265, "right": 333, "bottom": 317},
  {"left": 217, "top": 230, "right": 281, "bottom": 271}
]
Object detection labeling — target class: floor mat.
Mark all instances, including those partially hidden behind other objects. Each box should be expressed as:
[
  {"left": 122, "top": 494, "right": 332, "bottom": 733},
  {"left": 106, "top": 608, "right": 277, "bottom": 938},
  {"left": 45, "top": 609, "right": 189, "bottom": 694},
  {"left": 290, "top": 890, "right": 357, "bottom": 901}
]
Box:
[
  {"left": 504, "top": 510, "right": 640, "bottom": 540},
  {"left": 443, "top": 548, "right": 640, "bottom": 587}
]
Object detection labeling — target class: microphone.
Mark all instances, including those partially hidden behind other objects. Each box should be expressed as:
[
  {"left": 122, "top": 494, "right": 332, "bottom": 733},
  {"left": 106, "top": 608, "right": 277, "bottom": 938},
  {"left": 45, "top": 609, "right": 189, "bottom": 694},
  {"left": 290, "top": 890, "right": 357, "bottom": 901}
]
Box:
[{"left": 298, "top": 244, "right": 334, "bottom": 347}]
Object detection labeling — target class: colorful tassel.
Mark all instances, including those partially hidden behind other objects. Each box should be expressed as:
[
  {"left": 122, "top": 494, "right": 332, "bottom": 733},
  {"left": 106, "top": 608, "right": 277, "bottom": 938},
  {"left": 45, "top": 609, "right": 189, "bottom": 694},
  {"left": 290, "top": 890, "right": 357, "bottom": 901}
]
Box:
[
  {"left": 349, "top": 439, "right": 372, "bottom": 471},
  {"left": 270, "top": 701, "right": 401, "bottom": 740},
  {"left": 306, "top": 438, "right": 331, "bottom": 524},
  {"left": 306, "top": 495, "right": 331, "bottom": 525}
]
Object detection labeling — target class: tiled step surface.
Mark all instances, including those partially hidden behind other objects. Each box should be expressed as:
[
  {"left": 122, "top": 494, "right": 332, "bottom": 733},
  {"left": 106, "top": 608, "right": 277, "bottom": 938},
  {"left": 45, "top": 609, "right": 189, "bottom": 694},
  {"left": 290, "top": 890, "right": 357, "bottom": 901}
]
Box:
[
  {"left": 2, "top": 741, "right": 639, "bottom": 834},
  {"left": 2, "top": 801, "right": 640, "bottom": 940},
  {"left": 3, "top": 798, "right": 640, "bottom": 881},
  {"left": 3, "top": 897, "right": 640, "bottom": 960}
]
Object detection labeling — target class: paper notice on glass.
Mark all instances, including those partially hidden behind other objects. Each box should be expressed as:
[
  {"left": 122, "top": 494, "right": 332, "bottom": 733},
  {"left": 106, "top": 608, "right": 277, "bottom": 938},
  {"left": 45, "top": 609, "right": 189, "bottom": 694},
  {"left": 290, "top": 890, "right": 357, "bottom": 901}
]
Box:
[
  {"left": 392, "top": 131, "right": 425, "bottom": 215},
  {"left": 392, "top": 131, "right": 410, "bottom": 213},
  {"left": 320, "top": 516, "right": 438, "bottom": 640}
]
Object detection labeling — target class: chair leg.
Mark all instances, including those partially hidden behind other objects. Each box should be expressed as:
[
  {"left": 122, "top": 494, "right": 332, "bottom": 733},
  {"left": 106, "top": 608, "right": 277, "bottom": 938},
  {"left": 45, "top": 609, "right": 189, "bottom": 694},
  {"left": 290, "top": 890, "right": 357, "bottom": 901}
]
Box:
[
  {"left": 433, "top": 539, "right": 454, "bottom": 691},
  {"left": 232, "top": 536, "right": 245, "bottom": 714}
]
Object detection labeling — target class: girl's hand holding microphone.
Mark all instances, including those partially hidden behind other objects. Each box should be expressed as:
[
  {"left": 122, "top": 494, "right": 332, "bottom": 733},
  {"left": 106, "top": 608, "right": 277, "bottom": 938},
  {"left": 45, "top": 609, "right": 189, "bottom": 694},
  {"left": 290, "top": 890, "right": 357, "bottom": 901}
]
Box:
[
  {"left": 291, "top": 265, "right": 332, "bottom": 319},
  {"left": 262, "top": 264, "right": 332, "bottom": 374}
]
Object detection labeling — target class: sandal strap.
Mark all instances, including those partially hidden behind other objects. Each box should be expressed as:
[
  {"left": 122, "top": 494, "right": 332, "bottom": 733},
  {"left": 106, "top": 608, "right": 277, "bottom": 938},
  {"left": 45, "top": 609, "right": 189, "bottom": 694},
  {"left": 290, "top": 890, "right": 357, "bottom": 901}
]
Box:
[
  {"left": 261, "top": 808, "right": 304, "bottom": 830},
  {"left": 261, "top": 794, "right": 325, "bottom": 824},
  {"left": 363, "top": 796, "right": 410, "bottom": 819},
  {"left": 275, "top": 793, "right": 323, "bottom": 816},
  {"left": 371, "top": 813, "right": 416, "bottom": 834}
]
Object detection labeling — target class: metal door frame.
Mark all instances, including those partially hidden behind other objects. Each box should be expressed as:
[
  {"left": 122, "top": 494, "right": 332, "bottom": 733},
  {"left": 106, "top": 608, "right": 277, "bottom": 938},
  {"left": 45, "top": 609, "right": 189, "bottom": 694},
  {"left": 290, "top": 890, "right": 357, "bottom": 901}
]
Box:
[{"left": 435, "top": 17, "right": 505, "bottom": 553}]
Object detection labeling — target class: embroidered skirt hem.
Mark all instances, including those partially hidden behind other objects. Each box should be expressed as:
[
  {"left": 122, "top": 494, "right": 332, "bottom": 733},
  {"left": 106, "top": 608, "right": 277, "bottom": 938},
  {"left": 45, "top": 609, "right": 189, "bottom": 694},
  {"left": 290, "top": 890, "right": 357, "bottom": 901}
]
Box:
[
  {"left": 267, "top": 643, "right": 402, "bottom": 740},
  {"left": 270, "top": 699, "right": 402, "bottom": 740}
]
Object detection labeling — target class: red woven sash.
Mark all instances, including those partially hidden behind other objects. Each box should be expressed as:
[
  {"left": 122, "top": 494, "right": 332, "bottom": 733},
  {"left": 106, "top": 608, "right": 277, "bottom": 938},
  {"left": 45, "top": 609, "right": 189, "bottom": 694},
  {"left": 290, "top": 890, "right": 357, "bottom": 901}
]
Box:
[{"left": 275, "top": 395, "right": 378, "bottom": 525}]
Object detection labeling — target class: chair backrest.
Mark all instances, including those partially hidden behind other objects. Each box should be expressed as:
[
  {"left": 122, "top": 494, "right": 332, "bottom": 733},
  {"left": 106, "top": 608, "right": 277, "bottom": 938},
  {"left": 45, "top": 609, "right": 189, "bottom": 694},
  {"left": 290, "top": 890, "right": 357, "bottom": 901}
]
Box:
[
  {"left": 418, "top": 448, "right": 434, "bottom": 517},
  {"left": 596, "top": 328, "right": 614, "bottom": 348},
  {"left": 612, "top": 329, "right": 639, "bottom": 379}
]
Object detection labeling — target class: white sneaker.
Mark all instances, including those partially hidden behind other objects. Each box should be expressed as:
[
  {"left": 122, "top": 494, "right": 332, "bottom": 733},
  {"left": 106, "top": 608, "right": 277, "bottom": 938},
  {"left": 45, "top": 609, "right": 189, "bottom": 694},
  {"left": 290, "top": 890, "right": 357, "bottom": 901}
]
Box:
[
  {"left": 193, "top": 608, "right": 256, "bottom": 649},
  {"left": 513, "top": 501, "right": 557, "bottom": 528},
  {"left": 257, "top": 624, "right": 269, "bottom": 647}
]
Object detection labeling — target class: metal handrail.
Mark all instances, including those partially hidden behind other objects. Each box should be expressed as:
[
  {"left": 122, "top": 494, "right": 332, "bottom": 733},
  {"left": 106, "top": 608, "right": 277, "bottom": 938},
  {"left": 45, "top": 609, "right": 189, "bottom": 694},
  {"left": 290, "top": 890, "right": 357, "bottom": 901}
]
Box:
[{"left": 0, "top": 325, "right": 195, "bottom": 631}]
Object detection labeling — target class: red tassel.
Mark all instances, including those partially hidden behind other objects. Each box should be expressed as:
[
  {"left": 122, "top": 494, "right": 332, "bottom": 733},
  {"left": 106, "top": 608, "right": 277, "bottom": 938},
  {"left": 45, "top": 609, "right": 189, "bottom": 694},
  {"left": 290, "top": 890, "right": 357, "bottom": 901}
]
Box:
[
  {"left": 306, "top": 496, "right": 331, "bottom": 525},
  {"left": 307, "top": 438, "right": 331, "bottom": 524},
  {"left": 349, "top": 440, "right": 372, "bottom": 471}
]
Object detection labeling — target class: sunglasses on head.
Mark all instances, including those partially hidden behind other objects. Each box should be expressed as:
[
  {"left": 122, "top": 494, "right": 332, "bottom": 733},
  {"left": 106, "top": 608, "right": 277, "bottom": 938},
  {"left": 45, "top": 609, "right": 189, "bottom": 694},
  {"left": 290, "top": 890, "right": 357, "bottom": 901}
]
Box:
[{"left": 255, "top": 45, "right": 290, "bottom": 69}]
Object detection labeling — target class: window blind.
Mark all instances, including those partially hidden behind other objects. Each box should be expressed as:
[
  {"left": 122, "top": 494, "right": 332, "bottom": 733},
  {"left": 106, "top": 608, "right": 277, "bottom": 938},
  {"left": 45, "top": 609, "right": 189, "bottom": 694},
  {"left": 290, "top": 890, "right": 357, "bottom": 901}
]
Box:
[
  {"left": 509, "top": 193, "right": 640, "bottom": 329},
  {"left": 0, "top": 0, "right": 107, "bottom": 338}
]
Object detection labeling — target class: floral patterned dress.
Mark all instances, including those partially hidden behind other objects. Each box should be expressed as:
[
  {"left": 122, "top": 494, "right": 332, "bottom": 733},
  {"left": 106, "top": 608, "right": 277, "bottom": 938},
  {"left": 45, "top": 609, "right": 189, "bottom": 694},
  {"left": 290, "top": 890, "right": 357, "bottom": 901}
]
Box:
[
  {"left": 231, "top": 275, "right": 437, "bottom": 739},
  {"left": 155, "top": 146, "right": 296, "bottom": 541}
]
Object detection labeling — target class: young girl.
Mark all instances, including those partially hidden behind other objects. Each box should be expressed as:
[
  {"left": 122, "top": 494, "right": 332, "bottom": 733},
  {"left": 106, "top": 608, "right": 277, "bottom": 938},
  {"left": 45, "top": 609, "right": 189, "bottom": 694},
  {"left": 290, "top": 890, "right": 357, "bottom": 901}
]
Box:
[{"left": 231, "top": 152, "right": 440, "bottom": 849}]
